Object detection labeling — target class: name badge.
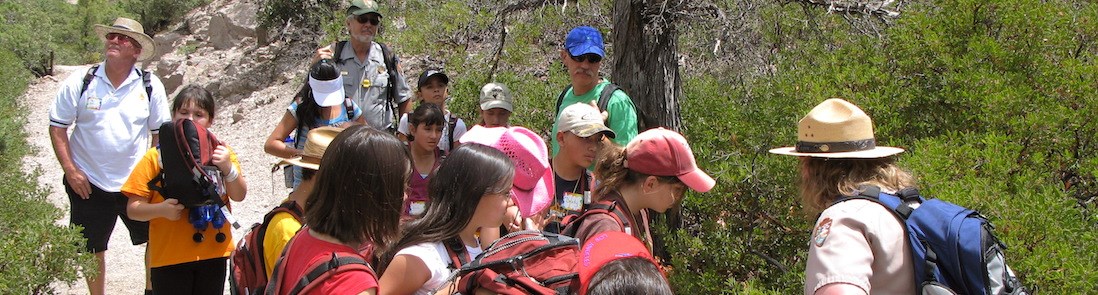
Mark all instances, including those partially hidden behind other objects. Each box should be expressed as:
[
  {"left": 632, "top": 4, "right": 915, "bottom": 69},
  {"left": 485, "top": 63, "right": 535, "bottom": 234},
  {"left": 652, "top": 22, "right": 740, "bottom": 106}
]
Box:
[
  {"left": 409, "top": 201, "right": 426, "bottom": 215},
  {"left": 562, "top": 192, "right": 584, "bottom": 212},
  {"left": 86, "top": 96, "right": 102, "bottom": 110}
]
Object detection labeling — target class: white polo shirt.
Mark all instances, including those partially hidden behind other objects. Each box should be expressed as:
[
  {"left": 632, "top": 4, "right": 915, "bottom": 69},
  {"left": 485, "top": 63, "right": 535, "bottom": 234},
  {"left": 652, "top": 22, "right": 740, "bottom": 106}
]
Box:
[{"left": 49, "top": 63, "right": 170, "bottom": 192}]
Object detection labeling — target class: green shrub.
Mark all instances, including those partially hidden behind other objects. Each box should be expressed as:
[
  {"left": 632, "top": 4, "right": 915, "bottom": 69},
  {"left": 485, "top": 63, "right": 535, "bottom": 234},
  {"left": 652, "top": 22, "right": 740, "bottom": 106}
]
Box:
[
  {"left": 120, "top": 0, "right": 209, "bottom": 34},
  {"left": 0, "top": 48, "right": 95, "bottom": 294}
]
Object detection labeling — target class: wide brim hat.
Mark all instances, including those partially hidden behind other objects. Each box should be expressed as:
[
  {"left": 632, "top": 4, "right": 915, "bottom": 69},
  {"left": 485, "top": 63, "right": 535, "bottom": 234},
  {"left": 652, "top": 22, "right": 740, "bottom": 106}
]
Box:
[
  {"left": 768, "top": 98, "right": 904, "bottom": 158},
  {"left": 578, "top": 232, "right": 661, "bottom": 295},
  {"left": 93, "top": 17, "right": 155, "bottom": 61},
  {"left": 276, "top": 126, "right": 345, "bottom": 170},
  {"left": 459, "top": 126, "right": 554, "bottom": 218},
  {"left": 625, "top": 128, "right": 715, "bottom": 193}
]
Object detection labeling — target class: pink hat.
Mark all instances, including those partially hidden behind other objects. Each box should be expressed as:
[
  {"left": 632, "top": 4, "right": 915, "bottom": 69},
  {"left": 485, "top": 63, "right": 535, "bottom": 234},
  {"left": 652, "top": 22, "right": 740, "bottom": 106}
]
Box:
[
  {"left": 459, "top": 126, "right": 553, "bottom": 217},
  {"left": 578, "top": 232, "right": 661, "bottom": 295},
  {"left": 625, "top": 128, "right": 715, "bottom": 193}
]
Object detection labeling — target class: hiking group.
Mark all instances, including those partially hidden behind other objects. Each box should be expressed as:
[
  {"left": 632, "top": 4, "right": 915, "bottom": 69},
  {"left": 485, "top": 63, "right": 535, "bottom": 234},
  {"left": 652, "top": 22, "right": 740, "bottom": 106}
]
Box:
[{"left": 48, "top": 1, "right": 1027, "bottom": 294}]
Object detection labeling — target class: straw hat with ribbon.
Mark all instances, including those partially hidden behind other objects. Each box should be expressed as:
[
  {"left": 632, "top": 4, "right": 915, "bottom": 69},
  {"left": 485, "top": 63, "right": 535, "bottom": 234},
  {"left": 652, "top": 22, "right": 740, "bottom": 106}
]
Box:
[
  {"left": 276, "top": 126, "right": 345, "bottom": 171},
  {"left": 769, "top": 98, "right": 904, "bottom": 158},
  {"left": 93, "top": 17, "right": 156, "bottom": 61}
]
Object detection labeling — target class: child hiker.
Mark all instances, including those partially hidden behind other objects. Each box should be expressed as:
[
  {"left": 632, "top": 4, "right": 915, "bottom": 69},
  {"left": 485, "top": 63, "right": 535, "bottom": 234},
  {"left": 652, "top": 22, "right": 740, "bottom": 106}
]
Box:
[
  {"left": 402, "top": 103, "right": 446, "bottom": 220},
  {"left": 397, "top": 69, "right": 467, "bottom": 153},
  {"left": 123, "top": 85, "right": 248, "bottom": 295}
]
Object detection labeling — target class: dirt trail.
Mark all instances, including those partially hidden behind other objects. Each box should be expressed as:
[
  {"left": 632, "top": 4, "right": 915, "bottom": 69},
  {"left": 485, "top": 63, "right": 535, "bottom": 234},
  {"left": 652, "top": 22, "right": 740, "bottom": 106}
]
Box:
[{"left": 21, "top": 64, "right": 297, "bottom": 294}]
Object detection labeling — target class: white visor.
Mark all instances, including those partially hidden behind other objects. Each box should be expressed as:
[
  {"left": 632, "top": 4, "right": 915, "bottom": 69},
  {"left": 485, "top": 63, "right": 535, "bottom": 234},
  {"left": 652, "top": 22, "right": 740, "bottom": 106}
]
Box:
[{"left": 309, "top": 76, "right": 345, "bottom": 107}]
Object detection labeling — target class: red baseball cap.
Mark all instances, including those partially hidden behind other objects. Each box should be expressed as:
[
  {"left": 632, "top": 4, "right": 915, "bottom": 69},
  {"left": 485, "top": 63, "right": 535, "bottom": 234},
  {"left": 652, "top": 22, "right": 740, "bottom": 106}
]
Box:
[
  {"left": 624, "top": 128, "right": 715, "bottom": 192},
  {"left": 578, "top": 232, "right": 661, "bottom": 294}
]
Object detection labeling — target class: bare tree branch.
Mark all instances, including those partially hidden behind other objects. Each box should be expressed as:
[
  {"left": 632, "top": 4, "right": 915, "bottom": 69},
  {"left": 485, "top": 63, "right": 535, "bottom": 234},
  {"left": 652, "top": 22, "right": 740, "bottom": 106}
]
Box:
[{"left": 796, "top": 0, "right": 903, "bottom": 17}]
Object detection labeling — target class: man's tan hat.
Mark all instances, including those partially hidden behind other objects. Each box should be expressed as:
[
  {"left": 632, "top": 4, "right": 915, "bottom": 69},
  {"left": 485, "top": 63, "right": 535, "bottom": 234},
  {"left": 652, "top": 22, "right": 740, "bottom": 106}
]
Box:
[
  {"left": 769, "top": 98, "right": 904, "bottom": 158},
  {"left": 93, "top": 17, "right": 156, "bottom": 61},
  {"left": 277, "top": 126, "right": 345, "bottom": 170}
]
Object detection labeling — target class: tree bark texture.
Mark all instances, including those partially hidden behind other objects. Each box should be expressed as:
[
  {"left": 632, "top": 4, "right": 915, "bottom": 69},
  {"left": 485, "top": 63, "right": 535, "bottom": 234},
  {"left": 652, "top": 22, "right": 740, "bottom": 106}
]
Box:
[{"left": 610, "top": 0, "right": 683, "bottom": 131}]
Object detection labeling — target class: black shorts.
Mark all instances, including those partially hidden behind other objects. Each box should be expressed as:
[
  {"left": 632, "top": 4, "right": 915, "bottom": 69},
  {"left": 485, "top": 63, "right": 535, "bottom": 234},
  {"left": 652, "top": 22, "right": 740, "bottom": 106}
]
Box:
[
  {"left": 151, "top": 257, "right": 227, "bottom": 295},
  {"left": 65, "top": 178, "right": 149, "bottom": 253}
]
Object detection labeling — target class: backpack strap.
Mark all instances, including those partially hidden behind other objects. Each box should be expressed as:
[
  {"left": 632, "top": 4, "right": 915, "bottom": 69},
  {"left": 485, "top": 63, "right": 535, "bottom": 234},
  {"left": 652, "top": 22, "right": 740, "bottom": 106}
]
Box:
[
  {"left": 79, "top": 65, "right": 99, "bottom": 98},
  {"left": 140, "top": 68, "right": 153, "bottom": 101},
  {"left": 444, "top": 238, "right": 472, "bottom": 270},
  {"left": 265, "top": 230, "right": 375, "bottom": 295},
  {"left": 332, "top": 41, "right": 347, "bottom": 64},
  {"left": 446, "top": 114, "right": 459, "bottom": 152},
  {"left": 343, "top": 97, "right": 355, "bottom": 122},
  {"left": 290, "top": 253, "right": 374, "bottom": 295},
  {"left": 833, "top": 185, "right": 941, "bottom": 292},
  {"left": 79, "top": 65, "right": 153, "bottom": 101},
  {"left": 378, "top": 42, "right": 400, "bottom": 129},
  {"left": 555, "top": 85, "right": 573, "bottom": 116},
  {"left": 596, "top": 83, "right": 620, "bottom": 121},
  {"left": 562, "top": 201, "right": 632, "bottom": 238}
]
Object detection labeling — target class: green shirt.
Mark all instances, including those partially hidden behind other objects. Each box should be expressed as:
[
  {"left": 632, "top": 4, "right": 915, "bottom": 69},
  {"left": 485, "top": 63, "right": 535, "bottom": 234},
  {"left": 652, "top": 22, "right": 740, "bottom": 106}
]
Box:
[{"left": 550, "top": 80, "right": 639, "bottom": 156}]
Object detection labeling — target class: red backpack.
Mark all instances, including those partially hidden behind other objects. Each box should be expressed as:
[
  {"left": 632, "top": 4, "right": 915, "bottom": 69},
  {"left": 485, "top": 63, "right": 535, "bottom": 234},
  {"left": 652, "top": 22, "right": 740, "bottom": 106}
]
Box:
[
  {"left": 264, "top": 230, "right": 376, "bottom": 295},
  {"left": 148, "top": 118, "right": 224, "bottom": 208},
  {"left": 228, "top": 201, "right": 304, "bottom": 295},
  {"left": 560, "top": 201, "right": 632, "bottom": 239},
  {"left": 442, "top": 231, "right": 581, "bottom": 295}
]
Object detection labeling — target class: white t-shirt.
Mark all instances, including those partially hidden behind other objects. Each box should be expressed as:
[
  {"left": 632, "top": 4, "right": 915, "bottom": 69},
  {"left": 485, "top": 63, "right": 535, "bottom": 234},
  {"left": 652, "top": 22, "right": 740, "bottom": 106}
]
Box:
[
  {"left": 48, "top": 63, "right": 170, "bottom": 192},
  {"left": 393, "top": 241, "right": 483, "bottom": 295},
  {"left": 397, "top": 111, "right": 467, "bottom": 152}
]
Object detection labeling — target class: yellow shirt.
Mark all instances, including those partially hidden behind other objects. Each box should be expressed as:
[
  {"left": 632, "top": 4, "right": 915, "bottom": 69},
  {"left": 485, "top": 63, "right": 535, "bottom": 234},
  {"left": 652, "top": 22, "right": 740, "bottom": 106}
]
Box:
[
  {"left": 263, "top": 211, "right": 303, "bottom": 277},
  {"left": 121, "top": 147, "right": 241, "bottom": 268}
]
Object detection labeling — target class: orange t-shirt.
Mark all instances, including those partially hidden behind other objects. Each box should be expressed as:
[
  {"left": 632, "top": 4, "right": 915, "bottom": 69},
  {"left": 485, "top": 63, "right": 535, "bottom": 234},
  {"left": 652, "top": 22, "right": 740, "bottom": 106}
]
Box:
[{"left": 122, "top": 147, "right": 240, "bottom": 268}]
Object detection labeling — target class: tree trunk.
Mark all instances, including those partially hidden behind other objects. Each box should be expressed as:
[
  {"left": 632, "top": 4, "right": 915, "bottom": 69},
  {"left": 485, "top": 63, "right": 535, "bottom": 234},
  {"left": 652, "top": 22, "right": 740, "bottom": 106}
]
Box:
[
  {"left": 610, "top": 0, "right": 682, "bottom": 131},
  {"left": 610, "top": 0, "right": 683, "bottom": 263}
]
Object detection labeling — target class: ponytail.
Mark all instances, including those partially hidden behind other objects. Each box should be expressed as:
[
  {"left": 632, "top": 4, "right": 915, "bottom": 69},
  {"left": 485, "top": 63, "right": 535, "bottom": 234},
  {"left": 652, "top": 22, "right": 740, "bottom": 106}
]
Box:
[{"left": 593, "top": 142, "right": 642, "bottom": 198}]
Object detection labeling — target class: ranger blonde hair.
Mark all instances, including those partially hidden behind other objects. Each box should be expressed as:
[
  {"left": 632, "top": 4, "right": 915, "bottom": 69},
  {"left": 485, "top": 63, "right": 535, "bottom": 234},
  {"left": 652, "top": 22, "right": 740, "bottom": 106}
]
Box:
[{"left": 798, "top": 156, "right": 917, "bottom": 214}]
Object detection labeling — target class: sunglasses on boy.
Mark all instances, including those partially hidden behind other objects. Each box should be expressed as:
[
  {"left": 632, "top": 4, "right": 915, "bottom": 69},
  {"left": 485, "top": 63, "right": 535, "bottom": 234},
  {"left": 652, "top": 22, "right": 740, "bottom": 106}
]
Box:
[
  {"left": 354, "top": 14, "right": 381, "bottom": 26},
  {"left": 570, "top": 53, "right": 602, "bottom": 64}
]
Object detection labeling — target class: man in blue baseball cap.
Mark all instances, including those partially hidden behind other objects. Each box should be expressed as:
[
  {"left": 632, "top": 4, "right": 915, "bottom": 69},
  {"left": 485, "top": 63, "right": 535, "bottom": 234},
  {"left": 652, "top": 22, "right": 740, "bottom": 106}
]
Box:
[{"left": 550, "top": 26, "right": 638, "bottom": 157}]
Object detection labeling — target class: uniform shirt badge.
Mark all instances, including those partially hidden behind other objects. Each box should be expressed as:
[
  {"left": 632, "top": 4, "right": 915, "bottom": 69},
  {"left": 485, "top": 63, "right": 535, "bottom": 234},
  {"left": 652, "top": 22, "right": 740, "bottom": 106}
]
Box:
[{"left": 812, "top": 217, "right": 833, "bottom": 247}]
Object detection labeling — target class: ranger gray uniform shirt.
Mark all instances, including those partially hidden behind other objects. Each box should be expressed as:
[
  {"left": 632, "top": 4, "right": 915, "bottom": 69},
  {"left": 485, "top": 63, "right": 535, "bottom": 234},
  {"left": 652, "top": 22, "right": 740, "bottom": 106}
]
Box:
[{"left": 336, "top": 41, "right": 411, "bottom": 130}]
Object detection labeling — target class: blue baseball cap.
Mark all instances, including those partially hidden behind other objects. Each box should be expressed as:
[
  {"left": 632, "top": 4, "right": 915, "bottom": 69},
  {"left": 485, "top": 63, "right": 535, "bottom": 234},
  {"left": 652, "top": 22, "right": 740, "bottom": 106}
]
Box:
[{"left": 565, "top": 26, "right": 605, "bottom": 57}]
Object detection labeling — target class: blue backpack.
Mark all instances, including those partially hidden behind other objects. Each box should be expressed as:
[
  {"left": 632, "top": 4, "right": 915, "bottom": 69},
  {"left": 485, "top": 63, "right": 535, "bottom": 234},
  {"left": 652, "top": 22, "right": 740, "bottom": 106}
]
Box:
[{"left": 836, "top": 186, "right": 1027, "bottom": 295}]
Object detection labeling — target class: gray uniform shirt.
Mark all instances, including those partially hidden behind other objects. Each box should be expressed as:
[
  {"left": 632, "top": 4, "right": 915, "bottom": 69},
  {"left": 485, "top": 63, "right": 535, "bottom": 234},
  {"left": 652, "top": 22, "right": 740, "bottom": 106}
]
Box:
[{"left": 336, "top": 41, "right": 411, "bottom": 130}]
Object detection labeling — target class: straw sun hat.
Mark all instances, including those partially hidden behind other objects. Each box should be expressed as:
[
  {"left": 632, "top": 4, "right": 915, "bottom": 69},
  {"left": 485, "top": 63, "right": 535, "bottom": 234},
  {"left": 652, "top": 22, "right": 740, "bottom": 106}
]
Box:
[
  {"left": 276, "top": 126, "right": 345, "bottom": 171},
  {"left": 769, "top": 98, "right": 904, "bottom": 158},
  {"left": 93, "top": 17, "right": 156, "bottom": 61}
]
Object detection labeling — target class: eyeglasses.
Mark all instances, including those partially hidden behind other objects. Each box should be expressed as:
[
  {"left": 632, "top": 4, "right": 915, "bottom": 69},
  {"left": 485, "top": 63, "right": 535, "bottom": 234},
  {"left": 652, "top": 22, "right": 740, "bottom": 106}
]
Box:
[
  {"left": 106, "top": 33, "right": 141, "bottom": 48},
  {"left": 354, "top": 14, "right": 381, "bottom": 26},
  {"left": 570, "top": 54, "right": 602, "bottom": 63}
]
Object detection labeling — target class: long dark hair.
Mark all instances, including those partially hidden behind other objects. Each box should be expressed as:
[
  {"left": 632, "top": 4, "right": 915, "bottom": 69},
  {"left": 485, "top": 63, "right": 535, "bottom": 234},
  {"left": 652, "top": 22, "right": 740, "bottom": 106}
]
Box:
[
  {"left": 304, "top": 125, "right": 410, "bottom": 249},
  {"left": 377, "top": 144, "right": 514, "bottom": 273}
]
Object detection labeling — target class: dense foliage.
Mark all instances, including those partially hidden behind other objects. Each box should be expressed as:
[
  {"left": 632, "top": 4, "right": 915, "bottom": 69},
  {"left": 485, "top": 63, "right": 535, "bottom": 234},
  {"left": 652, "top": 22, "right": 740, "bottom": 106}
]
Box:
[
  {"left": 0, "top": 44, "right": 96, "bottom": 294},
  {"left": 3, "top": 0, "right": 1093, "bottom": 292}
]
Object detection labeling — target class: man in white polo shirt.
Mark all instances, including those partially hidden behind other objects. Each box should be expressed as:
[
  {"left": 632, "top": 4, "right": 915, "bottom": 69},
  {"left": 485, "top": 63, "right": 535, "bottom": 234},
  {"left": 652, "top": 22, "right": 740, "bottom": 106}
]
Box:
[{"left": 48, "top": 17, "right": 169, "bottom": 295}]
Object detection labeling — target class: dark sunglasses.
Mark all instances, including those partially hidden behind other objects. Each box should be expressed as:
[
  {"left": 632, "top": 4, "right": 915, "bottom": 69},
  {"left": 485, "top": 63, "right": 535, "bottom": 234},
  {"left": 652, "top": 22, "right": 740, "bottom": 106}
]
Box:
[
  {"left": 105, "top": 33, "right": 141, "bottom": 48},
  {"left": 570, "top": 54, "right": 602, "bottom": 63},
  {"left": 355, "top": 14, "right": 381, "bottom": 25}
]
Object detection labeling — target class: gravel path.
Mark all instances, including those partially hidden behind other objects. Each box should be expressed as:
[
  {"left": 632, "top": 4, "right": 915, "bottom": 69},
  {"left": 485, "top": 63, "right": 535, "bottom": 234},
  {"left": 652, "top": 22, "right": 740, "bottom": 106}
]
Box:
[{"left": 21, "top": 64, "right": 298, "bottom": 295}]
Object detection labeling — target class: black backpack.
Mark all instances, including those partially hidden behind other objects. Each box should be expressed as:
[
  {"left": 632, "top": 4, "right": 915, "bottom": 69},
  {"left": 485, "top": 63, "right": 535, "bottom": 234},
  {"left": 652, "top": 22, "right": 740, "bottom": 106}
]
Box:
[
  {"left": 333, "top": 40, "right": 400, "bottom": 130},
  {"left": 555, "top": 83, "right": 649, "bottom": 131},
  {"left": 835, "top": 186, "right": 1028, "bottom": 295},
  {"left": 147, "top": 118, "right": 224, "bottom": 208}
]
